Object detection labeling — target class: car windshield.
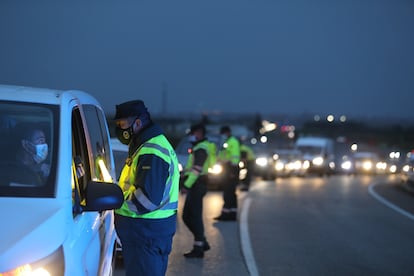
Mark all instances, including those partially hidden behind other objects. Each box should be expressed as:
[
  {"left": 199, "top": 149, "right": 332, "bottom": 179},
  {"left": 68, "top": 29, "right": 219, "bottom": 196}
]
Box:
[
  {"left": 274, "top": 149, "right": 302, "bottom": 160},
  {"left": 0, "top": 101, "right": 58, "bottom": 197},
  {"left": 353, "top": 152, "right": 379, "bottom": 161}
]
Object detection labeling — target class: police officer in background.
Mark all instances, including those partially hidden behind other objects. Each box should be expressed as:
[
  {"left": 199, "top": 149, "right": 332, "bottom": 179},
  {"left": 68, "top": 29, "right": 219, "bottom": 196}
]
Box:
[
  {"left": 113, "top": 100, "right": 179, "bottom": 276},
  {"left": 215, "top": 125, "right": 240, "bottom": 221},
  {"left": 181, "top": 123, "right": 211, "bottom": 258}
]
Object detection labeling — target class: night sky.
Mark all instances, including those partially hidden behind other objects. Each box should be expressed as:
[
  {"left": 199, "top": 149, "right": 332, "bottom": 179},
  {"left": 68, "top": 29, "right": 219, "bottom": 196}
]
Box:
[{"left": 0, "top": 0, "right": 413, "bottom": 120}]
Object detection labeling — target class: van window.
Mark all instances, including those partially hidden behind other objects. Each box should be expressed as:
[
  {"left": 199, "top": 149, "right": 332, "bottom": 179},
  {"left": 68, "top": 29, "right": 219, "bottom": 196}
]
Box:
[
  {"left": 0, "top": 101, "right": 58, "bottom": 197},
  {"left": 72, "top": 107, "right": 91, "bottom": 204},
  {"left": 82, "top": 105, "right": 113, "bottom": 183},
  {"left": 71, "top": 105, "right": 113, "bottom": 212}
]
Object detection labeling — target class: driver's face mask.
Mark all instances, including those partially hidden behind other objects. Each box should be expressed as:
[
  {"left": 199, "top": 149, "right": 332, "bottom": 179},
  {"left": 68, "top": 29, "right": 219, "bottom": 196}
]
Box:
[
  {"left": 33, "top": 143, "right": 48, "bottom": 163},
  {"left": 22, "top": 138, "right": 48, "bottom": 164}
]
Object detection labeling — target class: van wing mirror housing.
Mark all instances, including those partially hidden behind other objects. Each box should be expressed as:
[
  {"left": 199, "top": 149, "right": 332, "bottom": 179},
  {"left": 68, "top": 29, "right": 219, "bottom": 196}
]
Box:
[{"left": 83, "top": 181, "right": 124, "bottom": 212}]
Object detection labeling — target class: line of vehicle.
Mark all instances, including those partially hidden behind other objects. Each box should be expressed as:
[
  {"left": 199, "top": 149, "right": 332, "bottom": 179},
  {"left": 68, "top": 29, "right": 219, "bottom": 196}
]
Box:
[
  {"left": 368, "top": 182, "right": 414, "bottom": 221},
  {"left": 239, "top": 195, "right": 259, "bottom": 276}
]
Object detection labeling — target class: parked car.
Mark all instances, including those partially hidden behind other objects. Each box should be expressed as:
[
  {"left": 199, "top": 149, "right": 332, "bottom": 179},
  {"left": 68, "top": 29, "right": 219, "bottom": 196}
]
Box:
[{"left": 0, "top": 84, "right": 123, "bottom": 276}]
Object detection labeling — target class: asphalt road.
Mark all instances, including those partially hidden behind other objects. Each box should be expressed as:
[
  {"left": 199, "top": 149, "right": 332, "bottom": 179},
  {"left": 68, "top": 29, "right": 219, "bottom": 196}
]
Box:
[{"left": 115, "top": 174, "right": 414, "bottom": 276}]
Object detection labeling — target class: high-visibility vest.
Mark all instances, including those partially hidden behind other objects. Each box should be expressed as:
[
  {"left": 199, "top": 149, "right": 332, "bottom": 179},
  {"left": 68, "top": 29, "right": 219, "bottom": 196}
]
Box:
[
  {"left": 183, "top": 140, "right": 212, "bottom": 188},
  {"left": 115, "top": 135, "right": 179, "bottom": 219},
  {"left": 219, "top": 136, "right": 240, "bottom": 166},
  {"left": 206, "top": 141, "right": 217, "bottom": 168},
  {"left": 184, "top": 140, "right": 217, "bottom": 172}
]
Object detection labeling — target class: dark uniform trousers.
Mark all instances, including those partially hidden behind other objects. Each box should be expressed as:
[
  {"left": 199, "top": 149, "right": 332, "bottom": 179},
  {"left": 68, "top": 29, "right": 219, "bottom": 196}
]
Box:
[
  {"left": 182, "top": 175, "right": 208, "bottom": 242},
  {"left": 223, "top": 163, "right": 240, "bottom": 210}
]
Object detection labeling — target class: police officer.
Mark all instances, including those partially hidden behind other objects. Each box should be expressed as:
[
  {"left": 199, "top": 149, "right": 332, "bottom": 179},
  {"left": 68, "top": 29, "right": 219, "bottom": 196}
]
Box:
[
  {"left": 113, "top": 100, "right": 179, "bottom": 276},
  {"left": 181, "top": 123, "right": 211, "bottom": 258},
  {"left": 215, "top": 125, "right": 240, "bottom": 221}
]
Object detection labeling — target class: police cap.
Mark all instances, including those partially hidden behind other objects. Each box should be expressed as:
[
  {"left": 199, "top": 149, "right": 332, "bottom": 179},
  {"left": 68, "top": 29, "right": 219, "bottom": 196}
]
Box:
[
  {"left": 190, "top": 123, "right": 206, "bottom": 135},
  {"left": 114, "top": 100, "right": 149, "bottom": 120},
  {"left": 220, "top": 125, "right": 231, "bottom": 134}
]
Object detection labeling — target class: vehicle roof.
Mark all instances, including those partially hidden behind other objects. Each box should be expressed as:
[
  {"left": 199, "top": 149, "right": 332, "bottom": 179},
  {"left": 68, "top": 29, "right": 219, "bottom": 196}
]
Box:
[
  {"left": 353, "top": 151, "right": 379, "bottom": 158},
  {"left": 274, "top": 148, "right": 301, "bottom": 154},
  {"left": 296, "top": 137, "right": 332, "bottom": 146},
  {"left": 0, "top": 84, "right": 101, "bottom": 107}
]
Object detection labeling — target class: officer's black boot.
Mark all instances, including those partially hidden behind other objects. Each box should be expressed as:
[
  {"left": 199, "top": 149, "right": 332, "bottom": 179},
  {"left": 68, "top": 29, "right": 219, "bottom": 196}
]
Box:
[
  {"left": 203, "top": 240, "right": 211, "bottom": 251},
  {"left": 184, "top": 245, "right": 204, "bottom": 258},
  {"left": 214, "top": 212, "right": 237, "bottom": 221}
]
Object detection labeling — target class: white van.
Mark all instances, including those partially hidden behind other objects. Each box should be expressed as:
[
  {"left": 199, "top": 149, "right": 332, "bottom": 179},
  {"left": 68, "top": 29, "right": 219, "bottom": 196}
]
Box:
[
  {"left": 0, "top": 85, "right": 123, "bottom": 275},
  {"left": 295, "top": 136, "right": 336, "bottom": 176}
]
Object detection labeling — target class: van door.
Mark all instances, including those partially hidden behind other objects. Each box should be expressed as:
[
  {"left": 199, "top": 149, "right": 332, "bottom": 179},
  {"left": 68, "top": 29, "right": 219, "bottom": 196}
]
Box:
[
  {"left": 70, "top": 105, "right": 116, "bottom": 276},
  {"left": 81, "top": 104, "right": 117, "bottom": 275}
]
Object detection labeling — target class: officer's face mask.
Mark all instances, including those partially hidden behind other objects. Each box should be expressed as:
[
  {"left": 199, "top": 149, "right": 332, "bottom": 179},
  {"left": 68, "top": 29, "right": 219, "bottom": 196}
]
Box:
[
  {"left": 115, "top": 120, "right": 136, "bottom": 145},
  {"left": 33, "top": 143, "right": 48, "bottom": 164}
]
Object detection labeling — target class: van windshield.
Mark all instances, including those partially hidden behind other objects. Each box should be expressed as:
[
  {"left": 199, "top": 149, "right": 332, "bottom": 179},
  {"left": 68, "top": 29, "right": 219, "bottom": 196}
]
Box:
[{"left": 0, "top": 101, "right": 59, "bottom": 197}]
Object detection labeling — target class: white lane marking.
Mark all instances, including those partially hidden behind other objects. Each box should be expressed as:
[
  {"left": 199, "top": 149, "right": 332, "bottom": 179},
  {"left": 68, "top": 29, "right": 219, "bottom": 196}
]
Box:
[
  {"left": 368, "top": 182, "right": 414, "bottom": 221},
  {"left": 240, "top": 196, "right": 259, "bottom": 276}
]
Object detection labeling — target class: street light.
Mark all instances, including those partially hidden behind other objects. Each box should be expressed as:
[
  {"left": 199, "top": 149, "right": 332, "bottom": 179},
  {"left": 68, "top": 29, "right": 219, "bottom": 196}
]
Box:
[{"left": 351, "top": 143, "right": 358, "bottom": 152}]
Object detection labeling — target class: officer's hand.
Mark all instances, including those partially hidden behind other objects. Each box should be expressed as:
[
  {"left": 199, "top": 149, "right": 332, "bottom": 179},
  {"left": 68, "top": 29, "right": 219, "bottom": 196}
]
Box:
[{"left": 179, "top": 175, "right": 188, "bottom": 188}]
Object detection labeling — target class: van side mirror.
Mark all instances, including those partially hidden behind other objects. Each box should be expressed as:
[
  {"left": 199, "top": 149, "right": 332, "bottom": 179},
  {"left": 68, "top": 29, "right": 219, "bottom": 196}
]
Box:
[{"left": 83, "top": 181, "right": 124, "bottom": 211}]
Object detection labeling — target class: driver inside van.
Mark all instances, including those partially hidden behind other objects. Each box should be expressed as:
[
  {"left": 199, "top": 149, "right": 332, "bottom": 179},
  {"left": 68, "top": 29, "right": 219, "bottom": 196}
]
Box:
[{"left": 15, "top": 124, "right": 50, "bottom": 185}]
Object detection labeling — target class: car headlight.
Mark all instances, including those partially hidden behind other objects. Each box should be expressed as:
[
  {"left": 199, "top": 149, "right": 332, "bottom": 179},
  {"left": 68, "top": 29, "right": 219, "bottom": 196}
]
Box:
[
  {"left": 285, "top": 162, "right": 294, "bottom": 171},
  {"left": 341, "top": 160, "right": 352, "bottom": 170},
  {"left": 362, "top": 160, "right": 373, "bottom": 171},
  {"left": 302, "top": 160, "right": 310, "bottom": 169},
  {"left": 312, "top": 156, "right": 324, "bottom": 166},
  {"left": 402, "top": 164, "right": 410, "bottom": 172},
  {"left": 389, "top": 164, "right": 397, "bottom": 173},
  {"left": 292, "top": 160, "right": 302, "bottom": 170},
  {"left": 376, "top": 162, "right": 387, "bottom": 171},
  {"left": 275, "top": 161, "right": 284, "bottom": 171},
  {"left": 208, "top": 164, "right": 223, "bottom": 175},
  {"left": 255, "top": 157, "right": 268, "bottom": 167},
  {"left": 2, "top": 247, "right": 64, "bottom": 276}
]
